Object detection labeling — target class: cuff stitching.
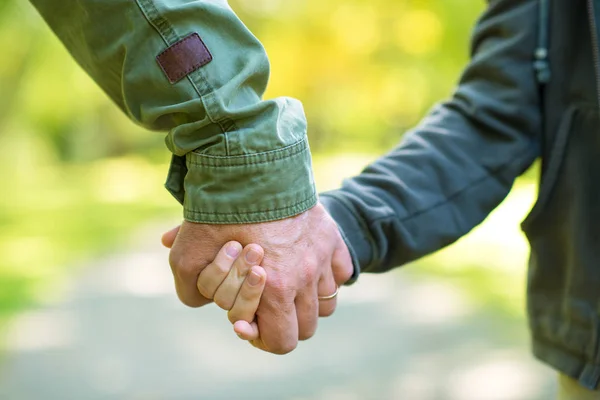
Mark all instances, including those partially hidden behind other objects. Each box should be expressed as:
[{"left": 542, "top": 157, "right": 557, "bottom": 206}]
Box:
[
  {"left": 188, "top": 138, "right": 307, "bottom": 167},
  {"left": 185, "top": 194, "right": 316, "bottom": 217}
]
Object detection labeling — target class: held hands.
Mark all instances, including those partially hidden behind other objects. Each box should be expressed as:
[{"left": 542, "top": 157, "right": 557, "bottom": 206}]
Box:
[
  {"left": 160, "top": 239, "right": 342, "bottom": 347},
  {"left": 196, "top": 241, "right": 267, "bottom": 342},
  {"left": 161, "top": 203, "right": 354, "bottom": 354},
  {"left": 172, "top": 238, "right": 269, "bottom": 342},
  {"left": 159, "top": 237, "right": 273, "bottom": 346}
]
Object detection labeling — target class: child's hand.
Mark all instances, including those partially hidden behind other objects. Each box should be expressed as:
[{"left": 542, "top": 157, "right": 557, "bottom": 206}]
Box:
[{"left": 196, "top": 241, "right": 266, "bottom": 341}]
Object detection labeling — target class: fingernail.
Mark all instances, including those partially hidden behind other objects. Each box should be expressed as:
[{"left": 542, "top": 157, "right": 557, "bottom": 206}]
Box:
[
  {"left": 245, "top": 248, "right": 261, "bottom": 263},
  {"left": 247, "top": 270, "right": 262, "bottom": 286},
  {"left": 226, "top": 244, "right": 241, "bottom": 258}
]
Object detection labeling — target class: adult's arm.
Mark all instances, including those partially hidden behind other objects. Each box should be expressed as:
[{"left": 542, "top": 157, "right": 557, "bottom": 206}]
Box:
[
  {"left": 29, "top": 0, "right": 353, "bottom": 355},
  {"left": 321, "top": 0, "right": 542, "bottom": 273},
  {"left": 29, "top": 0, "right": 316, "bottom": 223}
]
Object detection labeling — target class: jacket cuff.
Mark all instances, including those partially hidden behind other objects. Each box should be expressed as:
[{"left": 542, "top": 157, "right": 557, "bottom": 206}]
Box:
[
  {"left": 181, "top": 138, "right": 317, "bottom": 224},
  {"left": 319, "top": 193, "right": 374, "bottom": 284}
]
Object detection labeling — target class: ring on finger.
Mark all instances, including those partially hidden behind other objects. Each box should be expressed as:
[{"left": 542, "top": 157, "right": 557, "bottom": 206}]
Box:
[{"left": 318, "top": 286, "right": 339, "bottom": 301}]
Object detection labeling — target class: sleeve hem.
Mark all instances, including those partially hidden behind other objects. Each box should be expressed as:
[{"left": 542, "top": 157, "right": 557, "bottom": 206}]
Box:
[
  {"left": 182, "top": 137, "right": 317, "bottom": 224},
  {"left": 184, "top": 196, "right": 317, "bottom": 224}
]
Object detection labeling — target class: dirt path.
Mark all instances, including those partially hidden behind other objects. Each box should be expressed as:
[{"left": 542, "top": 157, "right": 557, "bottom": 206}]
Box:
[{"left": 0, "top": 224, "right": 555, "bottom": 400}]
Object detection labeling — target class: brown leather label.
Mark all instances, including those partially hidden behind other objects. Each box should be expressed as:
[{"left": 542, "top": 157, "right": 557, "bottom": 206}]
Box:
[{"left": 156, "top": 33, "right": 213, "bottom": 84}]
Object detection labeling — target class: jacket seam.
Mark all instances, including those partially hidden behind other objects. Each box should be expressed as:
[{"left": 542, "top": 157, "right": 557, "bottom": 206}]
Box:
[
  {"left": 187, "top": 138, "right": 307, "bottom": 167},
  {"left": 135, "top": 0, "right": 179, "bottom": 43},
  {"left": 368, "top": 142, "right": 537, "bottom": 227},
  {"left": 190, "top": 80, "right": 238, "bottom": 155},
  {"left": 135, "top": 0, "right": 236, "bottom": 154}
]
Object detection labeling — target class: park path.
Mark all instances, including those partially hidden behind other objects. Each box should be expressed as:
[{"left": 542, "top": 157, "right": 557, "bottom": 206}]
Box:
[{"left": 0, "top": 223, "right": 555, "bottom": 400}]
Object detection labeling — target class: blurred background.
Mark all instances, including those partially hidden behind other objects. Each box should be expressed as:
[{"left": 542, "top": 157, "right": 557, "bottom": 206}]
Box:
[{"left": 0, "top": 0, "right": 556, "bottom": 399}]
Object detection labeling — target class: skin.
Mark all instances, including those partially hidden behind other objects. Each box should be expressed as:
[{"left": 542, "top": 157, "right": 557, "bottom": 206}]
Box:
[
  {"left": 194, "top": 241, "right": 267, "bottom": 341},
  {"left": 229, "top": 264, "right": 266, "bottom": 341},
  {"left": 162, "top": 203, "right": 354, "bottom": 354}
]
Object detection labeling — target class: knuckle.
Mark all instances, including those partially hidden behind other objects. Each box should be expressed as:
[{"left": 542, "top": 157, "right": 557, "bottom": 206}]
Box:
[
  {"left": 176, "top": 292, "right": 203, "bottom": 308},
  {"left": 212, "top": 259, "right": 232, "bottom": 276},
  {"left": 232, "top": 290, "right": 254, "bottom": 310},
  {"left": 196, "top": 281, "right": 212, "bottom": 299},
  {"left": 266, "top": 275, "right": 283, "bottom": 290},
  {"left": 340, "top": 268, "right": 353, "bottom": 284},
  {"left": 238, "top": 285, "right": 256, "bottom": 302},
  {"left": 272, "top": 340, "right": 298, "bottom": 355},
  {"left": 168, "top": 251, "right": 183, "bottom": 272},
  {"left": 266, "top": 276, "right": 292, "bottom": 298},
  {"left": 174, "top": 259, "right": 200, "bottom": 280},
  {"left": 300, "top": 261, "right": 319, "bottom": 284}
]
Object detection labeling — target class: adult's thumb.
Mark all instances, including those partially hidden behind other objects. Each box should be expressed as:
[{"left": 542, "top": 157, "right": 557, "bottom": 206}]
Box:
[{"left": 161, "top": 225, "right": 181, "bottom": 248}]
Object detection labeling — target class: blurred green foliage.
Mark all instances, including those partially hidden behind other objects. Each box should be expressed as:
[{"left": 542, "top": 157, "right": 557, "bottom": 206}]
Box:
[
  {"left": 0, "top": 1, "right": 491, "bottom": 327},
  {"left": 236, "top": 0, "right": 484, "bottom": 152},
  {"left": 0, "top": 0, "right": 483, "bottom": 164}
]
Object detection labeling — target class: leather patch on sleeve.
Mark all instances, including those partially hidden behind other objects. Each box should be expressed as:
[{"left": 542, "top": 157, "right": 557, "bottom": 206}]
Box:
[{"left": 156, "top": 33, "right": 213, "bottom": 84}]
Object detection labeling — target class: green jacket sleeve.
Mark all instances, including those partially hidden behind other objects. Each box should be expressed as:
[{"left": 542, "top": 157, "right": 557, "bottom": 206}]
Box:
[
  {"left": 321, "top": 0, "right": 542, "bottom": 274},
  {"left": 29, "top": 0, "right": 317, "bottom": 224}
]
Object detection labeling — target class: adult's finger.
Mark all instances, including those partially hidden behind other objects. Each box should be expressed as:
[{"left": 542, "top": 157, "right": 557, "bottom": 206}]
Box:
[
  {"left": 227, "top": 266, "right": 266, "bottom": 323},
  {"left": 255, "top": 281, "right": 299, "bottom": 355},
  {"left": 196, "top": 241, "right": 243, "bottom": 299},
  {"left": 214, "top": 245, "right": 263, "bottom": 310},
  {"left": 332, "top": 239, "right": 354, "bottom": 286},
  {"left": 317, "top": 263, "right": 338, "bottom": 318},
  {"left": 172, "top": 279, "right": 212, "bottom": 308},
  {"left": 295, "top": 285, "right": 319, "bottom": 341}
]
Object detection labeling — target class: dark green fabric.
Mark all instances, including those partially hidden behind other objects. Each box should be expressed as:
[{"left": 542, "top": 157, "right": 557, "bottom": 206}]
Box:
[
  {"left": 322, "top": 0, "right": 600, "bottom": 391},
  {"left": 29, "top": 0, "right": 317, "bottom": 223}
]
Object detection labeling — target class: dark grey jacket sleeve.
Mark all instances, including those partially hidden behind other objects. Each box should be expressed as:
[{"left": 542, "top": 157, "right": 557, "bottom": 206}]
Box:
[{"left": 321, "top": 0, "right": 542, "bottom": 275}]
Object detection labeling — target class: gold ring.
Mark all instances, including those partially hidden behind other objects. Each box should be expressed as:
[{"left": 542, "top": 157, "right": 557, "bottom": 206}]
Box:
[{"left": 318, "top": 286, "right": 339, "bottom": 301}]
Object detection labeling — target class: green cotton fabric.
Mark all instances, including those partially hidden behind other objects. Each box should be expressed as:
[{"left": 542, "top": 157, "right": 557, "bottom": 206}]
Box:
[{"left": 29, "top": 0, "right": 317, "bottom": 224}]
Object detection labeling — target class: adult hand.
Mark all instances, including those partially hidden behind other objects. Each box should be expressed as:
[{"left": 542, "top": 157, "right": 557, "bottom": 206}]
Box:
[{"left": 161, "top": 203, "right": 354, "bottom": 354}]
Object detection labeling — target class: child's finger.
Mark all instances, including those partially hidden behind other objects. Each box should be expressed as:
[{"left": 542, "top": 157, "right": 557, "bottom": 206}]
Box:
[
  {"left": 213, "top": 245, "right": 264, "bottom": 310},
  {"left": 233, "top": 320, "right": 260, "bottom": 341},
  {"left": 227, "top": 265, "right": 267, "bottom": 323},
  {"left": 196, "top": 241, "right": 243, "bottom": 299}
]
